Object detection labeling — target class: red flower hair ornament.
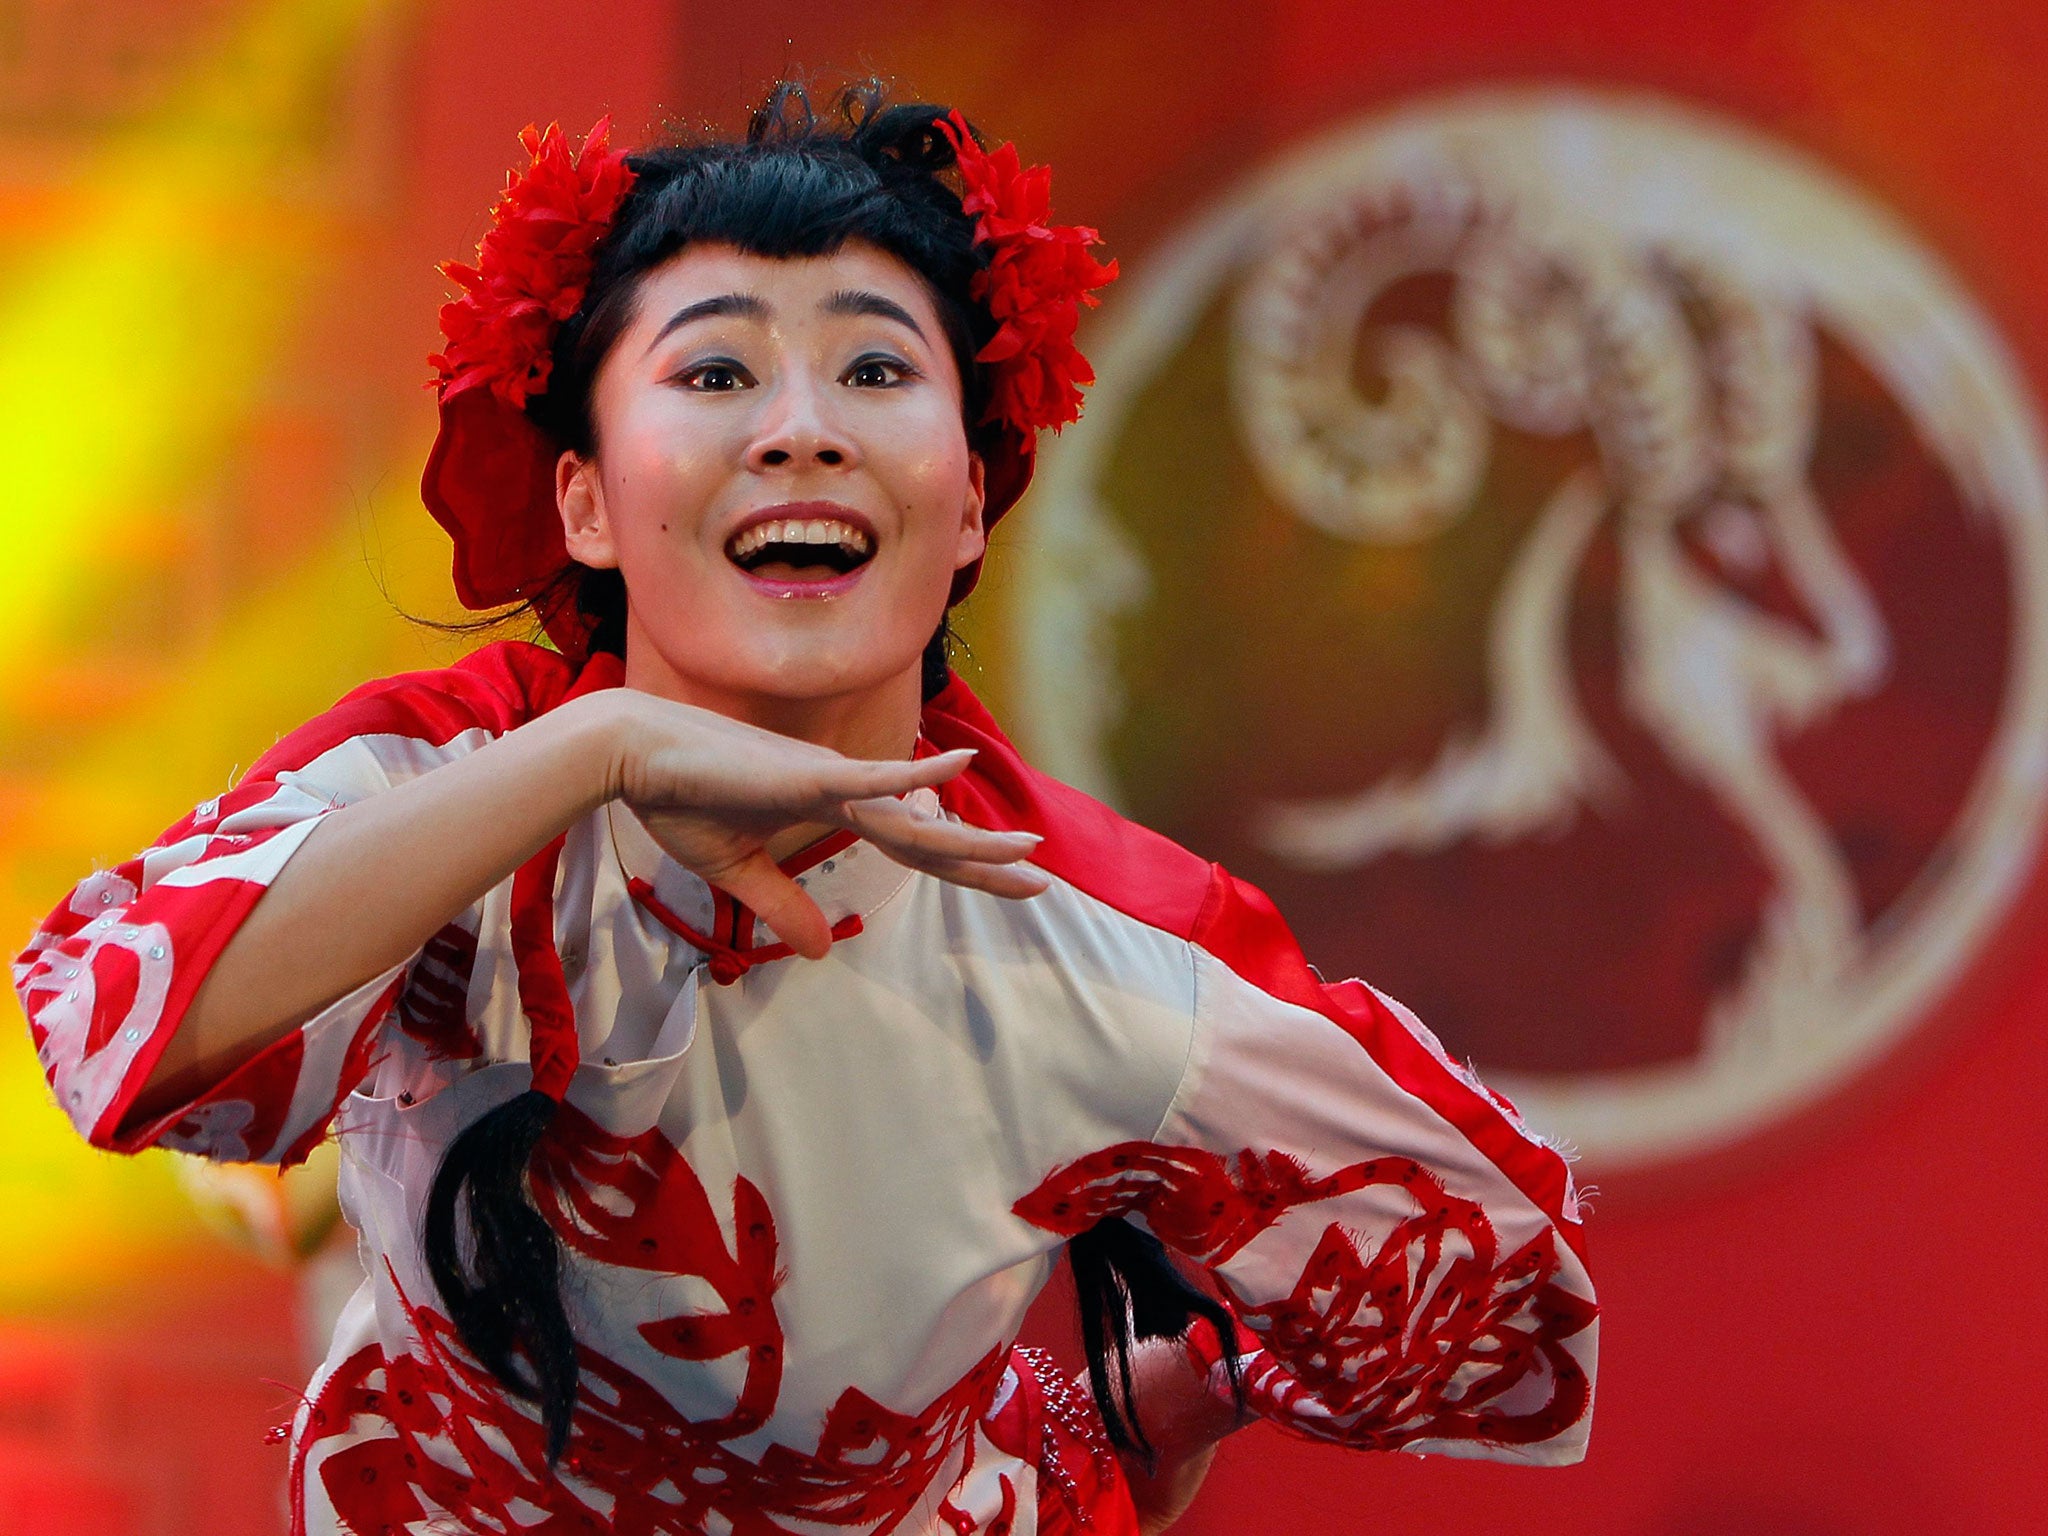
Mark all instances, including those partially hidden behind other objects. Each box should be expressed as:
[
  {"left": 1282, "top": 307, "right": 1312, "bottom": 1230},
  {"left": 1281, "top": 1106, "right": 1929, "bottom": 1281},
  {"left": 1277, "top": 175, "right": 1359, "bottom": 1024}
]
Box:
[
  {"left": 934, "top": 110, "right": 1118, "bottom": 438},
  {"left": 420, "top": 112, "right": 1116, "bottom": 655},
  {"left": 421, "top": 119, "right": 636, "bottom": 649}
]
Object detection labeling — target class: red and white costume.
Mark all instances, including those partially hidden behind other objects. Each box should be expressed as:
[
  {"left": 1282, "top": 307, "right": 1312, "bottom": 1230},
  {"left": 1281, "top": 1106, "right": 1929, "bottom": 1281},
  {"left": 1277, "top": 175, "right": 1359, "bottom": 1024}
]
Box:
[{"left": 17, "top": 642, "right": 1596, "bottom": 1535}]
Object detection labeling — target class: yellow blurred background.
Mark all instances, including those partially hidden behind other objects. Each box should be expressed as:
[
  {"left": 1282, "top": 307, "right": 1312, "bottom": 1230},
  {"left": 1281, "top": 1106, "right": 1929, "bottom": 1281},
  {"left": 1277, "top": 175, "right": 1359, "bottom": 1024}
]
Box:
[{"left": 1, "top": 0, "right": 455, "bottom": 1311}]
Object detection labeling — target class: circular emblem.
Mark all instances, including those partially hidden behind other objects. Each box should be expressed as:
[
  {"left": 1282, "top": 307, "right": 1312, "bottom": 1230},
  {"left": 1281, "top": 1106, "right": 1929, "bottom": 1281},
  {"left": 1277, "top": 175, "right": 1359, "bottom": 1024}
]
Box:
[{"left": 1017, "top": 89, "right": 2048, "bottom": 1170}]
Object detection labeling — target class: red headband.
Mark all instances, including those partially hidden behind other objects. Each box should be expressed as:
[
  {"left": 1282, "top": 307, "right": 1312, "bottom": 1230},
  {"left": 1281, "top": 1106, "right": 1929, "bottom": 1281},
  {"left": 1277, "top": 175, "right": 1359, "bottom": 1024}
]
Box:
[{"left": 420, "top": 112, "right": 1116, "bottom": 659}]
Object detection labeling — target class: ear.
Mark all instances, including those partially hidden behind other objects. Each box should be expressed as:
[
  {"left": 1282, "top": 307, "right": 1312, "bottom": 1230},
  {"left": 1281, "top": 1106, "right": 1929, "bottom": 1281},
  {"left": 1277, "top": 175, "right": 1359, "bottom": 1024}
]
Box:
[
  {"left": 557, "top": 450, "right": 619, "bottom": 569},
  {"left": 953, "top": 450, "right": 988, "bottom": 571}
]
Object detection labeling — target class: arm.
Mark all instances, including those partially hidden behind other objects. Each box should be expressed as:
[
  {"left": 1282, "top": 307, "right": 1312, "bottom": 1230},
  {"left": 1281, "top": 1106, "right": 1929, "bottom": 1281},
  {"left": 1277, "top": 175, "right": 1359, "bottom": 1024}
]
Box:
[
  {"left": 131, "top": 691, "right": 618, "bottom": 1123},
  {"left": 142, "top": 687, "right": 1042, "bottom": 1124},
  {"left": 23, "top": 677, "right": 1044, "bottom": 1156},
  {"left": 1020, "top": 870, "right": 1597, "bottom": 1467}
]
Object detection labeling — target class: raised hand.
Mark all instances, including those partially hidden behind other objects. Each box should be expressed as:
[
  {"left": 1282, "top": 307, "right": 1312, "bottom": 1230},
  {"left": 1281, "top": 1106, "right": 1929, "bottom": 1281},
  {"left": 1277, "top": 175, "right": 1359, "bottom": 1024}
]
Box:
[{"left": 605, "top": 692, "right": 1047, "bottom": 958}]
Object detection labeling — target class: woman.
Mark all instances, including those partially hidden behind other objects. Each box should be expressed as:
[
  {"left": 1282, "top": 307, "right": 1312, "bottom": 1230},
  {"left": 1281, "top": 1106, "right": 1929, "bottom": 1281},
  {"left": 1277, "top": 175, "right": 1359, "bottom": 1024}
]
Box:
[{"left": 18, "top": 85, "right": 1596, "bottom": 1536}]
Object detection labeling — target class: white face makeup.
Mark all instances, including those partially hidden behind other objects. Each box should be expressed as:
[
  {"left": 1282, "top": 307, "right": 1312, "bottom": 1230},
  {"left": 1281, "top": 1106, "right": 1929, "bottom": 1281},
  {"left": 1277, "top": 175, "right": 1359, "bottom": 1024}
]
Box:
[{"left": 557, "top": 240, "right": 986, "bottom": 733}]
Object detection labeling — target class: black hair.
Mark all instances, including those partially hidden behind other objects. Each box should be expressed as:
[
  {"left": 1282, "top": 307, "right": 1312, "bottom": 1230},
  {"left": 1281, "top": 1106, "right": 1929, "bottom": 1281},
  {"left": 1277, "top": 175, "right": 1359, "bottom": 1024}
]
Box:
[
  {"left": 423, "top": 78, "right": 1240, "bottom": 1469},
  {"left": 1067, "top": 1218, "right": 1245, "bottom": 1465}
]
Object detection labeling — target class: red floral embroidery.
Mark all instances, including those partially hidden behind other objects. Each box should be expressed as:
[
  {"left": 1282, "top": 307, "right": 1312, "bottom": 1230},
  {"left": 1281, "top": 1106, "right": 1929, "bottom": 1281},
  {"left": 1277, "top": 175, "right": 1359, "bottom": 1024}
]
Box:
[
  {"left": 298, "top": 1285, "right": 1013, "bottom": 1534},
  {"left": 1014, "top": 1142, "right": 1376, "bottom": 1264},
  {"left": 936, "top": 111, "right": 1118, "bottom": 437},
  {"left": 429, "top": 119, "right": 637, "bottom": 409},
  {"left": 294, "top": 1106, "right": 1027, "bottom": 1534},
  {"left": 941, "top": 1471, "right": 1018, "bottom": 1536},
  {"left": 527, "top": 1102, "right": 786, "bottom": 1438},
  {"left": 1015, "top": 1144, "right": 1595, "bottom": 1451},
  {"left": 394, "top": 919, "right": 482, "bottom": 1060}
]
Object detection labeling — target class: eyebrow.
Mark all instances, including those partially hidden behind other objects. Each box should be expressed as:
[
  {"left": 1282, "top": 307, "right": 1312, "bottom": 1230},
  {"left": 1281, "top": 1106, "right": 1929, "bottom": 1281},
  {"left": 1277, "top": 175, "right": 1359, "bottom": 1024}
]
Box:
[
  {"left": 824, "top": 288, "right": 927, "bottom": 340},
  {"left": 642, "top": 286, "right": 929, "bottom": 356},
  {"left": 644, "top": 292, "right": 770, "bottom": 353}
]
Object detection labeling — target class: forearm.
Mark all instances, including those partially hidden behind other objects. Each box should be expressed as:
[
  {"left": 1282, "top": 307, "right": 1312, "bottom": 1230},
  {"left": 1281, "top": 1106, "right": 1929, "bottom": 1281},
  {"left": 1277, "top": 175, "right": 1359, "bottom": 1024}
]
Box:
[
  {"left": 1125, "top": 1441, "right": 1220, "bottom": 1536},
  {"left": 125, "top": 694, "right": 622, "bottom": 1125}
]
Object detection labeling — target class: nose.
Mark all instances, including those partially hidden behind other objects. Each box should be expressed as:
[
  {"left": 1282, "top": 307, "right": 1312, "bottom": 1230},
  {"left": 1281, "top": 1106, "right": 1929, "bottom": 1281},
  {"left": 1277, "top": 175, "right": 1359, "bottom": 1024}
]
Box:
[{"left": 746, "top": 371, "right": 858, "bottom": 474}]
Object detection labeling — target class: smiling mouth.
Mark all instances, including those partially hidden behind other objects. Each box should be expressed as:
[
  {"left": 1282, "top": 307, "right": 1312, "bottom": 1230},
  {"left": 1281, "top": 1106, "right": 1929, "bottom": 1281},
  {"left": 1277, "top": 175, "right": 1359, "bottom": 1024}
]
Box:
[{"left": 725, "top": 516, "right": 875, "bottom": 582}]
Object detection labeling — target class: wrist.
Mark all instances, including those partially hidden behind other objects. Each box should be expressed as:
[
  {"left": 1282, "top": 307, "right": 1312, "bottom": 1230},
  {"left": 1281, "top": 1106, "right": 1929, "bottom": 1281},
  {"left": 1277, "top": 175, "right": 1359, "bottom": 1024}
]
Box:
[{"left": 538, "top": 690, "right": 641, "bottom": 813}]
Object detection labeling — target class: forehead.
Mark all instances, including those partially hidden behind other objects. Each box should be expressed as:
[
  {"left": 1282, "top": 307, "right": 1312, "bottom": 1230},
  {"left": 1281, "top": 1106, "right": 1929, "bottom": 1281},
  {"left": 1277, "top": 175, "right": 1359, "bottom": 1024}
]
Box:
[{"left": 626, "top": 240, "right": 946, "bottom": 335}]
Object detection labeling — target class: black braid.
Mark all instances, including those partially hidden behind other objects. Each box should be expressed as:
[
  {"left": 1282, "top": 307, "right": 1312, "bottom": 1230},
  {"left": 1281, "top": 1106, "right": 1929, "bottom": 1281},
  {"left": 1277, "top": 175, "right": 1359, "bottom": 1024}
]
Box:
[
  {"left": 1067, "top": 1219, "right": 1247, "bottom": 1467},
  {"left": 422, "top": 1088, "right": 579, "bottom": 1464}
]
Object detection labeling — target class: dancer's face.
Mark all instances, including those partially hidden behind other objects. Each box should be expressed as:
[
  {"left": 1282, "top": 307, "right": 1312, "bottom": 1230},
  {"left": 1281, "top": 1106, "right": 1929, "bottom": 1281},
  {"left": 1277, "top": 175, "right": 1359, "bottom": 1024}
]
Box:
[{"left": 558, "top": 241, "right": 985, "bottom": 718}]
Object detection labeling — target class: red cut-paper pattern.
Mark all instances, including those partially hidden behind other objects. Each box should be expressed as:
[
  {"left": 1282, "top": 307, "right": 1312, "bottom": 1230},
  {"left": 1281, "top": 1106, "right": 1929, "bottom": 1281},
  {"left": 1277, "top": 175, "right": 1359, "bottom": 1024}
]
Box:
[
  {"left": 1014, "top": 1142, "right": 1378, "bottom": 1263},
  {"left": 394, "top": 919, "right": 482, "bottom": 1061},
  {"left": 1015, "top": 1143, "right": 1595, "bottom": 1451},
  {"left": 526, "top": 1101, "right": 787, "bottom": 1439},
  {"left": 294, "top": 1105, "right": 1025, "bottom": 1534}
]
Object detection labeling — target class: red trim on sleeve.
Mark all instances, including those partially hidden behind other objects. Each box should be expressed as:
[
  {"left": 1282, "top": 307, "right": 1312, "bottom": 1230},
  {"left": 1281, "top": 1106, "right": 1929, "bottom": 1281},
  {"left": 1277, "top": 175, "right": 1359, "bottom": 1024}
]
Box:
[
  {"left": 244, "top": 641, "right": 583, "bottom": 780},
  {"left": 66, "top": 643, "right": 594, "bottom": 1152}
]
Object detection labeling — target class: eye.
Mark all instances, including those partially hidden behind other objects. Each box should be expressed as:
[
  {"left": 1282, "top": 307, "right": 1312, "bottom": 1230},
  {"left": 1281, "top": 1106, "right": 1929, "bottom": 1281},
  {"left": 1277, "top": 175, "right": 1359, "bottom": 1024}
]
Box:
[
  {"left": 844, "top": 353, "right": 919, "bottom": 389},
  {"left": 676, "top": 357, "right": 754, "bottom": 392}
]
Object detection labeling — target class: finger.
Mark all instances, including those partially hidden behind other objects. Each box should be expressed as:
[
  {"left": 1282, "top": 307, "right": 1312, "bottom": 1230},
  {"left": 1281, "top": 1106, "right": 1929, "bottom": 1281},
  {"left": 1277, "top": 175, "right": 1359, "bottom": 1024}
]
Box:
[
  {"left": 841, "top": 810, "right": 1050, "bottom": 895},
  {"left": 700, "top": 850, "right": 835, "bottom": 960},
  {"left": 905, "top": 856, "right": 1050, "bottom": 900},
  {"left": 797, "top": 749, "right": 977, "bottom": 808},
  {"left": 861, "top": 826, "right": 1047, "bottom": 886},
  {"left": 835, "top": 797, "right": 1043, "bottom": 865}
]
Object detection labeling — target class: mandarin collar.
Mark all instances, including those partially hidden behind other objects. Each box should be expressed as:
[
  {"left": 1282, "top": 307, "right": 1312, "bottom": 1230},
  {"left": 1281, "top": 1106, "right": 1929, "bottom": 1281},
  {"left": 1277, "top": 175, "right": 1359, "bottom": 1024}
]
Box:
[{"left": 603, "top": 792, "right": 929, "bottom": 980}]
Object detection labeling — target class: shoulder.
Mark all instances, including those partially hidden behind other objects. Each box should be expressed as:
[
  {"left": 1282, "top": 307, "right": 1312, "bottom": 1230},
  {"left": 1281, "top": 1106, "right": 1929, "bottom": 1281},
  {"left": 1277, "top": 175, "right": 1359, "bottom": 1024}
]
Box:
[
  {"left": 250, "top": 641, "right": 584, "bottom": 779},
  {"left": 924, "top": 675, "right": 1332, "bottom": 1008},
  {"left": 923, "top": 677, "right": 1212, "bottom": 1134},
  {"left": 925, "top": 681, "right": 1587, "bottom": 1250}
]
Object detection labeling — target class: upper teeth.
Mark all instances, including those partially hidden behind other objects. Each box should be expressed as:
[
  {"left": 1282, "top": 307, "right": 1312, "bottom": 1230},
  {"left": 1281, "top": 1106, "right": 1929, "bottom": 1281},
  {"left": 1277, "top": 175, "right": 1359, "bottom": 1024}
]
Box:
[{"left": 730, "top": 519, "right": 872, "bottom": 559}]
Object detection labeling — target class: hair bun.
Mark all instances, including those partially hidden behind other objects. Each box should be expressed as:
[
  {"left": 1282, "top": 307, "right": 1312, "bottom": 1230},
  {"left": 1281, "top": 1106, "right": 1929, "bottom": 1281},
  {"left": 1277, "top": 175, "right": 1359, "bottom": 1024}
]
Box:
[{"left": 850, "top": 98, "right": 969, "bottom": 176}]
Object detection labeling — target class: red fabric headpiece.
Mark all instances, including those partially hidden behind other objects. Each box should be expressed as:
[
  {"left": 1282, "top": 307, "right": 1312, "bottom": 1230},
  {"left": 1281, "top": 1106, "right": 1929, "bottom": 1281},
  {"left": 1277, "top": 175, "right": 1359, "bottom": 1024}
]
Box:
[
  {"left": 420, "top": 113, "right": 1116, "bottom": 655},
  {"left": 422, "top": 118, "right": 636, "bottom": 655}
]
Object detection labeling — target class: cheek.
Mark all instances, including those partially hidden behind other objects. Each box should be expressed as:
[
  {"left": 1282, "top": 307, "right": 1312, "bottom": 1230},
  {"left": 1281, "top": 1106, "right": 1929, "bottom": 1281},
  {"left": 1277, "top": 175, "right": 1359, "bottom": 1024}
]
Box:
[
  {"left": 878, "top": 407, "right": 975, "bottom": 520},
  {"left": 604, "top": 405, "right": 725, "bottom": 546}
]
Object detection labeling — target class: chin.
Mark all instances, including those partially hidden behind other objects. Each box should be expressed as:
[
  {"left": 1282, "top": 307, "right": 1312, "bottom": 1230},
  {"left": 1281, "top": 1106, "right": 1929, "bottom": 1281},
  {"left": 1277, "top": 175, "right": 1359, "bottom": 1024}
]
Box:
[
  {"left": 627, "top": 574, "right": 946, "bottom": 714},
  {"left": 767, "top": 644, "right": 926, "bottom": 699},
  {"left": 669, "top": 634, "right": 928, "bottom": 707}
]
